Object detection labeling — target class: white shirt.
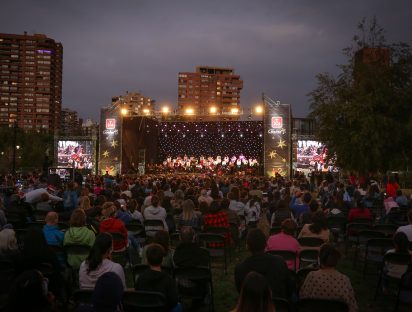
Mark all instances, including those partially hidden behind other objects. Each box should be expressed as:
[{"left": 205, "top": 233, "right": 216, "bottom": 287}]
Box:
[
  {"left": 79, "top": 258, "right": 126, "bottom": 289},
  {"left": 397, "top": 224, "right": 412, "bottom": 241}
]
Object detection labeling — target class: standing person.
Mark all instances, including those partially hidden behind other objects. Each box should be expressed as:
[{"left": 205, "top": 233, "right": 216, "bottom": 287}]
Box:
[
  {"left": 235, "top": 229, "right": 293, "bottom": 300},
  {"left": 79, "top": 233, "right": 126, "bottom": 289},
  {"left": 232, "top": 272, "right": 275, "bottom": 312},
  {"left": 63, "top": 181, "right": 78, "bottom": 212},
  {"left": 300, "top": 244, "right": 358, "bottom": 312}
]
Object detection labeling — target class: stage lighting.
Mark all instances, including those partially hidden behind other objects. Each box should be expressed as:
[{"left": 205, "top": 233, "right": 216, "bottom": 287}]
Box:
[
  {"left": 121, "top": 108, "right": 128, "bottom": 116},
  {"left": 210, "top": 106, "right": 217, "bottom": 114},
  {"left": 143, "top": 108, "right": 150, "bottom": 115},
  {"left": 162, "top": 106, "right": 169, "bottom": 114},
  {"left": 231, "top": 108, "right": 239, "bottom": 114},
  {"left": 255, "top": 106, "right": 263, "bottom": 114},
  {"left": 185, "top": 108, "right": 194, "bottom": 115}
]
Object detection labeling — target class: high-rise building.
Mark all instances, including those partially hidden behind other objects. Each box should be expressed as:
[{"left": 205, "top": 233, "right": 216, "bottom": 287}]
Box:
[
  {"left": 0, "top": 32, "right": 63, "bottom": 132},
  {"left": 60, "top": 108, "right": 80, "bottom": 135},
  {"left": 178, "top": 66, "right": 243, "bottom": 119},
  {"left": 111, "top": 91, "right": 155, "bottom": 116}
]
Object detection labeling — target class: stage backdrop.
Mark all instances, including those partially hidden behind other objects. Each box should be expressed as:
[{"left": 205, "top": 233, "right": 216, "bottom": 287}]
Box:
[
  {"left": 263, "top": 94, "right": 292, "bottom": 177},
  {"left": 98, "top": 107, "right": 122, "bottom": 175},
  {"left": 122, "top": 117, "right": 160, "bottom": 174}
]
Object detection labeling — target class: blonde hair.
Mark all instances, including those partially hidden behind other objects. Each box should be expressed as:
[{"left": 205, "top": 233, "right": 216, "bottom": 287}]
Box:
[
  {"left": 79, "top": 196, "right": 91, "bottom": 210},
  {"left": 101, "top": 202, "right": 115, "bottom": 218},
  {"left": 182, "top": 199, "right": 195, "bottom": 221},
  {"left": 0, "top": 229, "right": 18, "bottom": 251}
]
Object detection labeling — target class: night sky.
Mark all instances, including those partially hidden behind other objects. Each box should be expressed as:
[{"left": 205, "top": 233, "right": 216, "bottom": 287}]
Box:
[{"left": 1, "top": 0, "right": 411, "bottom": 121}]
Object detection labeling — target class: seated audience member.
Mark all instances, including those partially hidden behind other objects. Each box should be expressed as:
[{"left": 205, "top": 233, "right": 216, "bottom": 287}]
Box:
[
  {"left": 18, "top": 228, "right": 62, "bottom": 297},
  {"left": 298, "top": 211, "right": 330, "bottom": 244},
  {"left": 79, "top": 233, "right": 126, "bottom": 289},
  {"left": 348, "top": 200, "right": 372, "bottom": 222},
  {"left": 142, "top": 230, "right": 174, "bottom": 268},
  {"left": 300, "top": 244, "right": 358, "bottom": 312},
  {"left": 198, "top": 189, "right": 213, "bottom": 207},
  {"left": 270, "top": 200, "right": 293, "bottom": 226},
  {"left": 0, "top": 228, "right": 20, "bottom": 263},
  {"left": 396, "top": 210, "right": 412, "bottom": 241},
  {"left": 63, "top": 208, "right": 96, "bottom": 269},
  {"left": 300, "top": 199, "right": 321, "bottom": 225},
  {"left": 235, "top": 228, "right": 293, "bottom": 300},
  {"left": 77, "top": 272, "right": 124, "bottom": 312},
  {"left": 384, "top": 195, "right": 399, "bottom": 215},
  {"left": 382, "top": 231, "right": 412, "bottom": 292},
  {"left": 8, "top": 270, "right": 55, "bottom": 312},
  {"left": 395, "top": 189, "right": 408, "bottom": 207},
  {"left": 178, "top": 199, "right": 202, "bottom": 232},
  {"left": 290, "top": 191, "right": 311, "bottom": 221},
  {"left": 173, "top": 227, "right": 209, "bottom": 268},
  {"left": 99, "top": 202, "right": 128, "bottom": 251},
  {"left": 128, "top": 199, "right": 144, "bottom": 224},
  {"left": 135, "top": 243, "right": 180, "bottom": 312},
  {"left": 232, "top": 271, "right": 275, "bottom": 312},
  {"left": 35, "top": 193, "right": 52, "bottom": 212},
  {"left": 144, "top": 195, "right": 169, "bottom": 232},
  {"left": 43, "top": 212, "right": 64, "bottom": 247},
  {"left": 265, "top": 219, "right": 300, "bottom": 270},
  {"left": 228, "top": 190, "right": 246, "bottom": 216},
  {"left": 244, "top": 196, "right": 261, "bottom": 226},
  {"left": 203, "top": 200, "right": 231, "bottom": 245}
]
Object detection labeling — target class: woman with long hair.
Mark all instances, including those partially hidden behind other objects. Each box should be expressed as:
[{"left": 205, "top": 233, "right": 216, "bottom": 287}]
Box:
[
  {"left": 232, "top": 271, "right": 275, "bottom": 312},
  {"left": 178, "top": 199, "right": 202, "bottom": 232},
  {"left": 298, "top": 210, "right": 330, "bottom": 243},
  {"left": 79, "top": 233, "right": 126, "bottom": 289}
]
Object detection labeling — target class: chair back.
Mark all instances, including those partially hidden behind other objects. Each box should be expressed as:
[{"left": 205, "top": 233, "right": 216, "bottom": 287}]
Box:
[
  {"left": 73, "top": 289, "right": 94, "bottom": 306},
  {"left": 122, "top": 290, "right": 167, "bottom": 312},
  {"left": 383, "top": 252, "right": 412, "bottom": 266},
  {"left": 298, "top": 237, "right": 324, "bottom": 247},
  {"left": 297, "top": 298, "right": 348, "bottom": 312},
  {"left": 266, "top": 250, "right": 297, "bottom": 271},
  {"left": 352, "top": 217, "right": 373, "bottom": 224},
  {"left": 64, "top": 244, "right": 91, "bottom": 256},
  {"left": 270, "top": 226, "right": 282, "bottom": 235},
  {"left": 372, "top": 224, "right": 398, "bottom": 237},
  {"left": 126, "top": 220, "right": 145, "bottom": 233},
  {"left": 357, "top": 230, "right": 386, "bottom": 245},
  {"left": 144, "top": 219, "right": 165, "bottom": 237},
  {"left": 273, "top": 297, "right": 289, "bottom": 312}
]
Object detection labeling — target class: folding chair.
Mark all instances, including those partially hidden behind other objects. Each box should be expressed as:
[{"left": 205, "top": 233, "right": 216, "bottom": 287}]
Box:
[
  {"left": 297, "top": 298, "right": 348, "bottom": 312},
  {"left": 270, "top": 226, "right": 282, "bottom": 235},
  {"left": 394, "top": 270, "right": 412, "bottom": 311},
  {"left": 198, "top": 233, "right": 228, "bottom": 274},
  {"left": 327, "top": 216, "right": 347, "bottom": 243},
  {"left": 204, "top": 226, "right": 233, "bottom": 261},
  {"left": 362, "top": 238, "right": 393, "bottom": 277},
  {"left": 266, "top": 250, "right": 297, "bottom": 272},
  {"left": 298, "top": 237, "right": 323, "bottom": 269},
  {"left": 353, "top": 230, "right": 385, "bottom": 268},
  {"left": 352, "top": 217, "right": 373, "bottom": 224},
  {"left": 111, "top": 232, "right": 130, "bottom": 267},
  {"left": 345, "top": 223, "right": 371, "bottom": 255},
  {"left": 72, "top": 289, "right": 94, "bottom": 309},
  {"left": 144, "top": 219, "right": 165, "bottom": 239},
  {"left": 126, "top": 220, "right": 146, "bottom": 245},
  {"left": 373, "top": 224, "right": 398, "bottom": 237},
  {"left": 374, "top": 252, "right": 412, "bottom": 299},
  {"left": 174, "top": 266, "right": 214, "bottom": 312},
  {"left": 32, "top": 210, "right": 48, "bottom": 222},
  {"left": 122, "top": 290, "right": 167, "bottom": 312},
  {"left": 273, "top": 297, "right": 289, "bottom": 312}
]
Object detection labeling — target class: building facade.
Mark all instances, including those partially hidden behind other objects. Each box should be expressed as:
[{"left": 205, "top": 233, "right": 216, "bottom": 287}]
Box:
[
  {"left": 0, "top": 32, "right": 63, "bottom": 132},
  {"left": 178, "top": 66, "right": 243, "bottom": 119},
  {"left": 111, "top": 91, "right": 155, "bottom": 116},
  {"left": 60, "top": 108, "right": 81, "bottom": 135}
]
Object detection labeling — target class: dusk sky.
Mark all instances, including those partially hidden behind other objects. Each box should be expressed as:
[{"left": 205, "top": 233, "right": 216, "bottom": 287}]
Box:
[{"left": 1, "top": 0, "right": 411, "bottom": 121}]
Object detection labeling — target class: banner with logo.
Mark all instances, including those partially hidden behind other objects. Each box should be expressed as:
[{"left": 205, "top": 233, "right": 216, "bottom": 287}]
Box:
[
  {"left": 263, "top": 95, "right": 292, "bottom": 177},
  {"left": 98, "top": 107, "right": 122, "bottom": 175}
]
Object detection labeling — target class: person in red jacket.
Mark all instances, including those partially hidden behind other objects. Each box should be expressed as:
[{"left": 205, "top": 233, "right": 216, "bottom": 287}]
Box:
[
  {"left": 99, "top": 202, "right": 128, "bottom": 251},
  {"left": 348, "top": 200, "right": 372, "bottom": 222},
  {"left": 386, "top": 176, "right": 399, "bottom": 199}
]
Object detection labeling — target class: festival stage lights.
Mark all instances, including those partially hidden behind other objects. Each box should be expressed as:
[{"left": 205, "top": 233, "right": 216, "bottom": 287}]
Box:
[
  {"left": 185, "top": 108, "right": 194, "bottom": 115},
  {"left": 143, "top": 108, "right": 150, "bottom": 115}
]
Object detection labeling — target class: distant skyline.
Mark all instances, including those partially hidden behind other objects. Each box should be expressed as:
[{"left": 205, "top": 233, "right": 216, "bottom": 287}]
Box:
[{"left": 1, "top": 0, "right": 411, "bottom": 121}]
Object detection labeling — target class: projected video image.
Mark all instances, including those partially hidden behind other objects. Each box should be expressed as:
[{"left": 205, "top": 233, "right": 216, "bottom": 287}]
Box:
[
  {"left": 57, "top": 140, "right": 94, "bottom": 170},
  {"left": 297, "top": 140, "right": 334, "bottom": 171}
]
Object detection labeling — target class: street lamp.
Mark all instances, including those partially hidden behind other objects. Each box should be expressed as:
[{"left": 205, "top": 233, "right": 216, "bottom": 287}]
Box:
[
  {"left": 121, "top": 108, "right": 128, "bottom": 116},
  {"left": 255, "top": 105, "right": 263, "bottom": 114}
]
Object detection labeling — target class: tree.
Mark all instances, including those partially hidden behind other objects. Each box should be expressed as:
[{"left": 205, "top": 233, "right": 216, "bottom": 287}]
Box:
[{"left": 309, "top": 17, "right": 412, "bottom": 175}]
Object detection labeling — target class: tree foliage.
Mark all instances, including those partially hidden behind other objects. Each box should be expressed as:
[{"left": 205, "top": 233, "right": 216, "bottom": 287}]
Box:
[
  {"left": 0, "top": 127, "right": 53, "bottom": 173},
  {"left": 309, "top": 17, "right": 412, "bottom": 174}
]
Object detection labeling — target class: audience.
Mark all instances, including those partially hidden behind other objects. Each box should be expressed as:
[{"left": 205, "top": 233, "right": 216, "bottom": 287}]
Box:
[
  {"left": 266, "top": 219, "right": 300, "bottom": 270},
  {"left": 79, "top": 233, "right": 126, "bottom": 289},
  {"left": 43, "top": 212, "right": 64, "bottom": 247},
  {"left": 144, "top": 195, "right": 169, "bottom": 232},
  {"left": 235, "top": 228, "right": 293, "bottom": 300},
  {"left": 173, "top": 227, "right": 209, "bottom": 268},
  {"left": 135, "top": 243, "right": 180, "bottom": 312},
  {"left": 177, "top": 199, "right": 202, "bottom": 232},
  {"left": 77, "top": 272, "right": 124, "bottom": 312},
  {"left": 300, "top": 244, "right": 358, "bottom": 312},
  {"left": 63, "top": 208, "right": 96, "bottom": 269},
  {"left": 232, "top": 271, "right": 275, "bottom": 312},
  {"left": 141, "top": 230, "right": 174, "bottom": 268},
  {"left": 396, "top": 209, "right": 412, "bottom": 241},
  {"left": 99, "top": 202, "right": 128, "bottom": 251},
  {"left": 0, "top": 228, "right": 20, "bottom": 263},
  {"left": 348, "top": 200, "right": 372, "bottom": 222},
  {"left": 298, "top": 211, "right": 330, "bottom": 243}
]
